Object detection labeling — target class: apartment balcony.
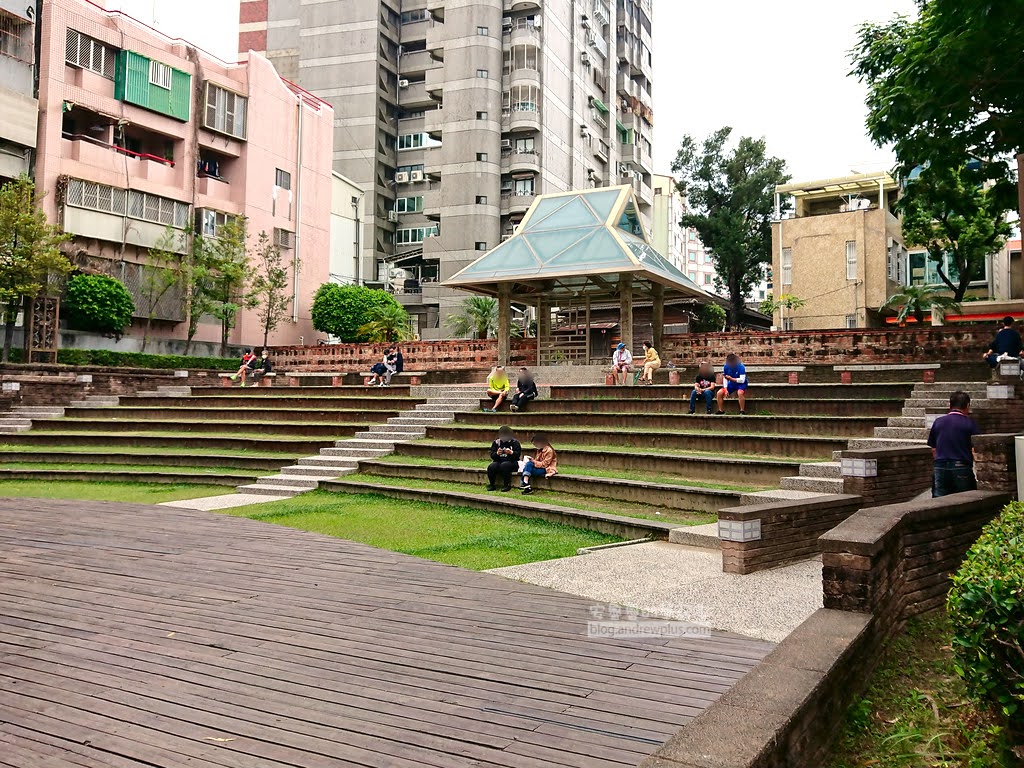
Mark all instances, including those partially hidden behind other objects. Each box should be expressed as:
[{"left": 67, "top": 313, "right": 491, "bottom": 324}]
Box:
[
  {"left": 426, "top": 0, "right": 444, "bottom": 21},
  {"left": 503, "top": 149, "right": 540, "bottom": 175},
  {"left": 426, "top": 24, "right": 445, "bottom": 61},
  {"left": 425, "top": 68, "right": 444, "bottom": 100},
  {"left": 501, "top": 192, "right": 534, "bottom": 216},
  {"left": 400, "top": 49, "right": 433, "bottom": 77},
  {"left": 505, "top": 0, "right": 542, "bottom": 11},
  {"left": 423, "top": 189, "right": 441, "bottom": 221},
  {"left": 400, "top": 80, "right": 436, "bottom": 110},
  {"left": 502, "top": 106, "right": 541, "bottom": 133},
  {"left": 622, "top": 141, "right": 652, "bottom": 173},
  {"left": 62, "top": 132, "right": 179, "bottom": 187},
  {"left": 507, "top": 67, "right": 540, "bottom": 91},
  {"left": 424, "top": 106, "right": 444, "bottom": 140},
  {"left": 507, "top": 23, "right": 540, "bottom": 47},
  {"left": 196, "top": 174, "right": 230, "bottom": 200}
]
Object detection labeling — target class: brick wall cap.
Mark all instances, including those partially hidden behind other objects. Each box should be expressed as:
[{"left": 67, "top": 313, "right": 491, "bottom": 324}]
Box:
[
  {"left": 720, "top": 494, "right": 862, "bottom": 520},
  {"left": 833, "top": 363, "right": 940, "bottom": 371},
  {"left": 840, "top": 446, "right": 933, "bottom": 460}
]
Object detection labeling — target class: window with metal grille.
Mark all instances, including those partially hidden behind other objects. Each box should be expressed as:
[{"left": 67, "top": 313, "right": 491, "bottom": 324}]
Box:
[
  {"left": 149, "top": 60, "right": 172, "bottom": 89},
  {"left": 198, "top": 209, "right": 235, "bottom": 238},
  {"left": 275, "top": 169, "right": 291, "bottom": 190},
  {"left": 781, "top": 247, "right": 793, "bottom": 286},
  {"left": 65, "top": 29, "right": 115, "bottom": 78},
  {"left": 845, "top": 240, "right": 857, "bottom": 280},
  {"left": 66, "top": 179, "right": 127, "bottom": 216},
  {"left": 204, "top": 82, "right": 247, "bottom": 140},
  {"left": 0, "top": 13, "right": 32, "bottom": 63},
  {"left": 273, "top": 228, "right": 293, "bottom": 249}
]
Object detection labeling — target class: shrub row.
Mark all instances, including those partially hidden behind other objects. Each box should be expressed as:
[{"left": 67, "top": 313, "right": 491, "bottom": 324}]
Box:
[{"left": 5, "top": 348, "right": 238, "bottom": 371}]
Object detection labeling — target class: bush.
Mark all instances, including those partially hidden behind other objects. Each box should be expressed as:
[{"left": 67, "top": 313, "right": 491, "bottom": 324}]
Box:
[
  {"left": 5, "top": 348, "right": 238, "bottom": 370},
  {"left": 692, "top": 303, "right": 727, "bottom": 333},
  {"left": 947, "top": 502, "right": 1024, "bottom": 723},
  {"left": 311, "top": 283, "right": 404, "bottom": 342},
  {"left": 64, "top": 275, "right": 136, "bottom": 338}
]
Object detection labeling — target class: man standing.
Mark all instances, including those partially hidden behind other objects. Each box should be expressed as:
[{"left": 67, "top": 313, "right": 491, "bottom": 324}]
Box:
[
  {"left": 982, "top": 316, "right": 1022, "bottom": 377},
  {"left": 926, "top": 391, "right": 980, "bottom": 497}
]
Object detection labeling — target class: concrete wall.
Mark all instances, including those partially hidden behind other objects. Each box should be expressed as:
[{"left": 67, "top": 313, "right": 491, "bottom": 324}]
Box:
[{"left": 330, "top": 172, "right": 363, "bottom": 285}]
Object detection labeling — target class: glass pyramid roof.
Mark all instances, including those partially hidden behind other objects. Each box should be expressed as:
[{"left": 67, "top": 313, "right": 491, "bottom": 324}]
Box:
[{"left": 445, "top": 185, "right": 711, "bottom": 300}]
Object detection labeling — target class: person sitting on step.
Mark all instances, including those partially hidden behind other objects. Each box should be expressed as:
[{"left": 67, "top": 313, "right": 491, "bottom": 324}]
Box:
[
  {"left": 249, "top": 350, "right": 273, "bottom": 385},
  {"left": 715, "top": 353, "right": 748, "bottom": 415},
  {"left": 520, "top": 433, "right": 558, "bottom": 495},
  {"left": 237, "top": 350, "right": 260, "bottom": 387},
  {"left": 611, "top": 342, "right": 633, "bottom": 386},
  {"left": 484, "top": 366, "right": 511, "bottom": 412},
  {"left": 640, "top": 341, "right": 661, "bottom": 385},
  {"left": 510, "top": 367, "right": 539, "bottom": 412},
  {"left": 688, "top": 361, "right": 716, "bottom": 414},
  {"left": 982, "top": 315, "right": 1022, "bottom": 379},
  {"left": 229, "top": 349, "right": 255, "bottom": 383},
  {"left": 486, "top": 425, "right": 522, "bottom": 492}
]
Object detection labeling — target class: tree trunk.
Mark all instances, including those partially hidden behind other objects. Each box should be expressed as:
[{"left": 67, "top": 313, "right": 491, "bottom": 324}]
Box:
[
  {"left": 141, "top": 316, "right": 153, "bottom": 353},
  {"left": 220, "top": 318, "right": 229, "bottom": 358},
  {"left": 2, "top": 308, "right": 15, "bottom": 363},
  {"left": 728, "top": 278, "right": 744, "bottom": 329}
]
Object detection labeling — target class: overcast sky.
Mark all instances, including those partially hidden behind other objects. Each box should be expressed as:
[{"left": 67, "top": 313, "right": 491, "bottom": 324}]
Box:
[{"left": 108, "top": 0, "right": 918, "bottom": 182}]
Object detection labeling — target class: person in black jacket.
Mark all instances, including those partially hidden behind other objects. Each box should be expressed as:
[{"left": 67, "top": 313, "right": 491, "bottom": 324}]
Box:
[
  {"left": 510, "top": 367, "right": 539, "bottom": 412},
  {"left": 486, "top": 425, "right": 522, "bottom": 492},
  {"left": 983, "top": 316, "right": 1022, "bottom": 376},
  {"left": 250, "top": 351, "right": 273, "bottom": 384}
]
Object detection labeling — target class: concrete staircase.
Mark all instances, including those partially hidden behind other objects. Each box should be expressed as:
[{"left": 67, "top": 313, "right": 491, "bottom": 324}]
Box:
[
  {"left": 0, "top": 404, "right": 66, "bottom": 434},
  {"left": 236, "top": 389, "right": 483, "bottom": 497}
]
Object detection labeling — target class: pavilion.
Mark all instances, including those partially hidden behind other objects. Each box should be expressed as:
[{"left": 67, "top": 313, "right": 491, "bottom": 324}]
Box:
[{"left": 443, "top": 185, "right": 723, "bottom": 366}]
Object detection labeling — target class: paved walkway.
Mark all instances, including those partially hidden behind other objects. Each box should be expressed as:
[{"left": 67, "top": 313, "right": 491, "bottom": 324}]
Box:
[
  {"left": 161, "top": 492, "right": 291, "bottom": 511},
  {"left": 490, "top": 542, "right": 823, "bottom": 643},
  {"left": 0, "top": 498, "right": 774, "bottom": 768}
]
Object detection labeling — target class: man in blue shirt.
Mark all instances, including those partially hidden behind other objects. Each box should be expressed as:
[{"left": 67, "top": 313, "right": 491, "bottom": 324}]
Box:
[
  {"left": 715, "top": 353, "right": 748, "bottom": 415},
  {"left": 926, "top": 391, "right": 981, "bottom": 497},
  {"left": 983, "top": 316, "right": 1022, "bottom": 375}
]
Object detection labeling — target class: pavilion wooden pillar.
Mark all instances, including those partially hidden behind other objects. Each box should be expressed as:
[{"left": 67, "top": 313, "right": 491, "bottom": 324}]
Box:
[
  {"left": 584, "top": 296, "right": 591, "bottom": 364},
  {"left": 536, "top": 297, "right": 550, "bottom": 366},
  {"left": 497, "top": 284, "right": 511, "bottom": 367},
  {"left": 651, "top": 283, "right": 665, "bottom": 352},
  {"left": 618, "top": 275, "right": 633, "bottom": 351}
]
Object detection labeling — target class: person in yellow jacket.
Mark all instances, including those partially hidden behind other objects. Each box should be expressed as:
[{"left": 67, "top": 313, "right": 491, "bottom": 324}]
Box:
[
  {"left": 641, "top": 340, "right": 661, "bottom": 384},
  {"left": 484, "top": 366, "right": 511, "bottom": 412}
]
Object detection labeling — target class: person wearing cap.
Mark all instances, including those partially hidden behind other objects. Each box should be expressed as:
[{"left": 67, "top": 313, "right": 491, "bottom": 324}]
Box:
[
  {"left": 611, "top": 342, "right": 633, "bottom": 385},
  {"left": 486, "top": 425, "right": 522, "bottom": 492}
]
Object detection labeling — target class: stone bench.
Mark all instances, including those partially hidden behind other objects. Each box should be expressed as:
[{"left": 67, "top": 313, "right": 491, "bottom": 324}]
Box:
[
  {"left": 217, "top": 372, "right": 276, "bottom": 388},
  {"left": 833, "top": 363, "right": 940, "bottom": 384}
]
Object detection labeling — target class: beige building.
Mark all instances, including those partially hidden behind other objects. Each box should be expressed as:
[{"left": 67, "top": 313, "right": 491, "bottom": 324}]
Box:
[
  {"left": 329, "top": 172, "right": 364, "bottom": 286},
  {"left": 771, "top": 173, "right": 905, "bottom": 330},
  {"left": 239, "top": 0, "right": 655, "bottom": 337}
]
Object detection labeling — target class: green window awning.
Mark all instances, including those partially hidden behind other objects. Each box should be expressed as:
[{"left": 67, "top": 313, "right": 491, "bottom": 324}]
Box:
[
  {"left": 590, "top": 98, "right": 609, "bottom": 114},
  {"left": 616, "top": 119, "right": 626, "bottom": 131}
]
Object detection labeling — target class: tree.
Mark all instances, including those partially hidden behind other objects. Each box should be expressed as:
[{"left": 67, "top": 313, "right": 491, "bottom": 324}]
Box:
[
  {"left": 181, "top": 233, "right": 216, "bottom": 356},
  {"left": 0, "top": 176, "right": 71, "bottom": 361},
  {"left": 672, "top": 128, "right": 790, "bottom": 326},
  {"left": 898, "top": 163, "right": 1015, "bottom": 301},
  {"left": 357, "top": 303, "right": 413, "bottom": 342},
  {"left": 882, "top": 284, "right": 961, "bottom": 326},
  {"left": 691, "top": 303, "right": 726, "bottom": 333},
  {"left": 851, "top": 2, "right": 1024, "bottom": 186},
  {"left": 203, "top": 217, "right": 256, "bottom": 357},
  {"left": 447, "top": 296, "right": 498, "bottom": 339},
  {"left": 758, "top": 294, "right": 806, "bottom": 320},
  {"left": 310, "top": 283, "right": 404, "bottom": 342},
  {"left": 64, "top": 275, "right": 136, "bottom": 339},
  {"left": 139, "top": 228, "right": 184, "bottom": 353},
  {"left": 250, "top": 232, "right": 293, "bottom": 348}
]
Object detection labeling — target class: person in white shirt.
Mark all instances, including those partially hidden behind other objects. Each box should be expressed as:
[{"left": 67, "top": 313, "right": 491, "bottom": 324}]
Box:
[{"left": 611, "top": 342, "right": 633, "bottom": 385}]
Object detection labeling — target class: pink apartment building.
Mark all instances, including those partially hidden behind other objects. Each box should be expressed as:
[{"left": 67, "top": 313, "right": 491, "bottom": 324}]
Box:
[{"left": 33, "top": 0, "right": 334, "bottom": 350}]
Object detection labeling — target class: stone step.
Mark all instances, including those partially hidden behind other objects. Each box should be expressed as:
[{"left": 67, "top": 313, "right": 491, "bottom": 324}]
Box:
[
  {"left": 740, "top": 489, "right": 828, "bottom": 505},
  {"left": 846, "top": 437, "right": 927, "bottom": 450},
  {"left": 371, "top": 422, "right": 430, "bottom": 433},
  {"left": 355, "top": 430, "right": 423, "bottom": 441},
  {"left": 235, "top": 483, "right": 308, "bottom": 497},
  {"left": 69, "top": 398, "right": 119, "bottom": 407},
  {"left": 0, "top": 425, "right": 31, "bottom": 434},
  {"left": 912, "top": 384, "right": 987, "bottom": 395},
  {"left": 280, "top": 464, "right": 358, "bottom": 478},
  {"left": 297, "top": 455, "right": 365, "bottom": 467},
  {"left": 902, "top": 407, "right": 926, "bottom": 417},
  {"left": 12, "top": 407, "right": 65, "bottom": 415},
  {"left": 780, "top": 476, "right": 845, "bottom": 494},
  {"left": 0, "top": 418, "right": 32, "bottom": 428},
  {"left": 873, "top": 426, "right": 929, "bottom": 440},
  {"left": 832, "top": 450, "right": 843, "bottom": 461},
  {"left": 386, "top": 416, "right": 452, "bottom": 426},
  {"left": 319, "top": 445, "right": 395, "bottom": 458},
  {"left": 799, "top": 461, "right": 842, "bottom": 479},
  {"left": 255, "top": 474, "right": 321, "bottom": 488},
  {"left": 887, "top": 416, "right": 927, "bottom": 428},
  {"left": 905, "top": 397, "right": 969, "bottom": 408},
  {"left": 414, "top": 404, "right": 460, "bottom": 412},
  {"left": 667, "top": 522, "right": 721, "bottom": 550}
]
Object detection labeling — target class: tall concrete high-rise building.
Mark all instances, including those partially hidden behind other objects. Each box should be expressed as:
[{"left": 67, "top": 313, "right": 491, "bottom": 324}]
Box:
[{"left": 239, "top": 0, "right": 655, "bottom": 338}]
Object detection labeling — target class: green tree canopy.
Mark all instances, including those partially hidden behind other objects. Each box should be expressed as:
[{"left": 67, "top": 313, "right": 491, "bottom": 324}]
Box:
[
  {"left": 311, "top": 283, "right": 404, "bottom": 342},
  {"left": 446, "top": 296, "right": 498, "bottom": 339},
  {"left": 882, "top": 284, "right": 961, "bottom": 325},
  {"left": 671, "top": 127, "right": 790, "bottom": 327},
  {"left": 357, "top": 302, "right": 413, "bottom": 343},
  {"left": 64, "top": 274, "right": 136, "bottom": 339},
  {"left": 250, "top": 231, "right": 293, "bottom": 348}
]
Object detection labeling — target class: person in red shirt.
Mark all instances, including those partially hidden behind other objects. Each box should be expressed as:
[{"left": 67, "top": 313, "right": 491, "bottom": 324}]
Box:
[{"left": 926, "top": 391, "right": 981, "bottom": 497}]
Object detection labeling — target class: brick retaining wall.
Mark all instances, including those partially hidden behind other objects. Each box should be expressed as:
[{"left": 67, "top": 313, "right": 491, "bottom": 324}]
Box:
[
  {"left": 268, "top": 340, "right": 537, "bottom": 372},
  {"left": 841, "top": 446, "right": 934, "bottom": 507},
  {"left": 975, "top": 433, "right": 1019, "bottom": 494}
]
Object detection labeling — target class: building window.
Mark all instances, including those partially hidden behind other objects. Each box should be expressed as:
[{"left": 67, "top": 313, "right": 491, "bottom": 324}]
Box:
[
  {"left": 204, "top": 82, "right": 247, "bottom": 140},
  {"left": 395, "top": 226, "right": 438, "bottom": 245},
  {"left": 513, "top": 178, "right": 535, "bottom": 196},
  {"left": 477, "top": 26, "right": 489, "bottom": 35},
  {"left": 198, "top": 209, "right": 234, "bottom": 237},
  {"left": 396, "top": 163, "right": 425, "bottom": 175},
  {"left": 687, "top": 251, "right": 697, "bottom": 263},
  {"left": 759, "top": 290, "right": 766, "bottom": 299},
  {"left": 65, "top": 29, "right": 115, "bottom": 79},
  {"left": 476, "top": 69, "right": 489, "bottom": 78},
  {"left": 400, "top": 9, "right": 428, "bottom": 23},
  {"left": 475, "top": 196, "right": 487, "bottom": 204},
  {"left": 514, "top": 137, "right": 535, "bottom": 153},
  {"left": 476, "top": 152, "right": 488, "bottom": 162},
  {"left": 0, "top": 14, "right": 32, "bottom": 63},
  {"left": 475, "top": 242, "right": 487, "bottom": 251},
  {"left": 704, "top": 274, "right": 712, "bottom": 285},
  {"left": 149, "top": 60, "right": 172, "bottom": 89},
  {"left": 394, "top": 196, "right": 423, "bottom": 213},
  {"left": 503, "top": 44, "right": 539, "bottom": 75},
  {"left": 65, "top": 178, "right": 189, "bottom": 228},
  {"left": 783, "top": 318, "right": 794, "bottom": 331},
  {"left": 845, "top": 240, "right": 857, "bottom": 280},
  {"left": 688, "top": 231, "right": 696, "bottom": 241},
  {"left": 688, "top": 271, "right": 697, "bottom": 281},
  {"left": 845, "top": 314, "right": 857, "bottom": 329},
  {"left": 781, "top": 247, "right": 792, "bottom": 286},
  {"left": 275, "top": 169, "right": 291, "bottom": 190},
  {"left": 397, "top": 132, "right": 440, "bottom": 150},
  {"left": 476, "top": 111, "right": 487, "bottom": 120},
  {"left": 703, "top": 253, "right": 712, "bottom": 264}
]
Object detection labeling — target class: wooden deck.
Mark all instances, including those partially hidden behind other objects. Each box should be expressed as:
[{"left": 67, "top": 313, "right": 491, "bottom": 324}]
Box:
[{"left": 0, "top": 498, "right": 773, "bottom": 767}]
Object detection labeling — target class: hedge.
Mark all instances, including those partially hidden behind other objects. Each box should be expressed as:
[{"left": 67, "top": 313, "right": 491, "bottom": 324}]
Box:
[{"left": 5, "top": 348, "right": 239, "bottom": 371}]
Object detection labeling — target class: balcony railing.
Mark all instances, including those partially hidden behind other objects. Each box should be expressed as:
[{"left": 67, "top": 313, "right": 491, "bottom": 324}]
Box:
[{"left": 62, "top": 131, "right": 174, "bottom": 167}]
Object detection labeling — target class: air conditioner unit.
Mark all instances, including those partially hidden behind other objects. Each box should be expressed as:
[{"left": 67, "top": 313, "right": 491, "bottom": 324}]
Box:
[
  {"left": 581, "top": 52, "right": 591, "bottom": 66},
  {"left": 534, "top": 17, "right": 542, "bottom": 28},
  {"left": 387, "top": 210, "right": 399, "bottom": 223},
  {"left": 587, "top": 169, "right": 597, "bottom": 181},
  {"left": 398, "top": 78, "right": 410, "bottom": 88},
  {"left": 501, "top": 139, "right": 513, "bottom": 149},
  {"left": 582, "top": 17, "right": 591, "bottom": 29},
  {"left": 394, "top": 171, "right": 410, "bottom": 183},
  {"left": 502, "top": 19, "right": 512, "bottom": 29},
  {"left": 410, "top": 170, "right": 425, "bottom": 182},
  {"left": 273, "top": 228, "right": 294, "bottom": 249}
]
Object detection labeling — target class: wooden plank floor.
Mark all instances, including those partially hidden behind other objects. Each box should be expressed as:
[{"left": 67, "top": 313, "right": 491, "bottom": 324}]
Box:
[{"left": 0, "top": 498, "right": 773, "bottom": 768}]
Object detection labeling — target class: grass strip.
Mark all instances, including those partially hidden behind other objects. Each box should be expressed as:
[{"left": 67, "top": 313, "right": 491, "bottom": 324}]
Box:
[
  {"left": 222, "top": 490, "right": 619, "bottom": 570},
  {"left": 0, "top": 462, "right": 266, "bottom": 476},
  {"left": 0, "top": 444, "right": 296, "bottom": 458},
  {"left": 0, "top": 479, "right": 235, "bottom": 503}
]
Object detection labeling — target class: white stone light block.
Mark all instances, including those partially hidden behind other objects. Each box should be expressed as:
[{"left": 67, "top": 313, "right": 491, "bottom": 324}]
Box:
[
  {"left": 718, "top": 519, "right": 761, "bottom": 542},
  {"left": 1, "top": 382, "right": 20, "bottom": 392},
  {"left": 925, "top": 413, "right": 941, "bottom": 428},
  {"left": 173, "top": 369, "right": 189, "bottom": 377},
  {"left": 987, "top": 384, "right": 1014, "bottom": 399},
  {"left": 75, "top": 374, "right": 93, "bottom": 384},
  {"left": 999, "top": 359, "right": 1021, "bottom": 376},
  {"left": 841, "top": 457, "right": 878, "bottom": 478}
]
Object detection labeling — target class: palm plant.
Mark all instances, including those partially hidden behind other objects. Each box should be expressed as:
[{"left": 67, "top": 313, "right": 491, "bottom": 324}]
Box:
[
  {"left": 447, "top": 296, "right": 498, "bottom": 339},
  {"left": 356, "top": 303, "right": 414, "bottom": 342},
  {"left": 883, "top": 285, "right": 961, "bottom": 325}
]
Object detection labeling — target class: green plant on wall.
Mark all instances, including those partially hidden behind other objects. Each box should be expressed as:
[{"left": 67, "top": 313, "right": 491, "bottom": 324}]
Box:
[
  {"left": 692, "top": 303, "right": 727, "bottom": 333},
  {"left": 758, "top": 293, "right": 806, "bottom": 318},
  {"left": 64, "top": 274, "right": 136, "bottom": 340},
  {"left": 882, "top": 285, "right": 960, "bottom": 326},
  {"left": 447, "top": 296, "right": 498, "bottom": 339}
]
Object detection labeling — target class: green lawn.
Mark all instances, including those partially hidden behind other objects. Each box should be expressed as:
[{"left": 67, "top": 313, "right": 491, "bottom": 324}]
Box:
[
  {"left": 828, "top": 612, "right": 1016, "bottom": 768},
  {"left": 411, "top": 439, "right": 800, "bottom": 463},
  {"left": 223, "top": 491, "right": 619, "bottom": 570},
  {"left": 0, "top": 444, "right": 296, "bottom": 458},
  {"left": 0, "top": 462, "right": 262, "bottom": 475},
  {"left": 342, "top": 473, "right": 717, "bottom": 525},
  {"left": 0, "top": 480, "right": 236, "bottom": 503}
]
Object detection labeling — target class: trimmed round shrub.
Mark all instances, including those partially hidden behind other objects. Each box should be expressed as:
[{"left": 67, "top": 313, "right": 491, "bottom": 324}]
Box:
[
  {"left": 311, "top": 283, "right": 404, "bottom": 342},
  {"left": 64, "top": 274, "right": 136, "bottom": 339},
  {"left": 947, "top": 502, "right": 1024, "bottom": 722}
]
